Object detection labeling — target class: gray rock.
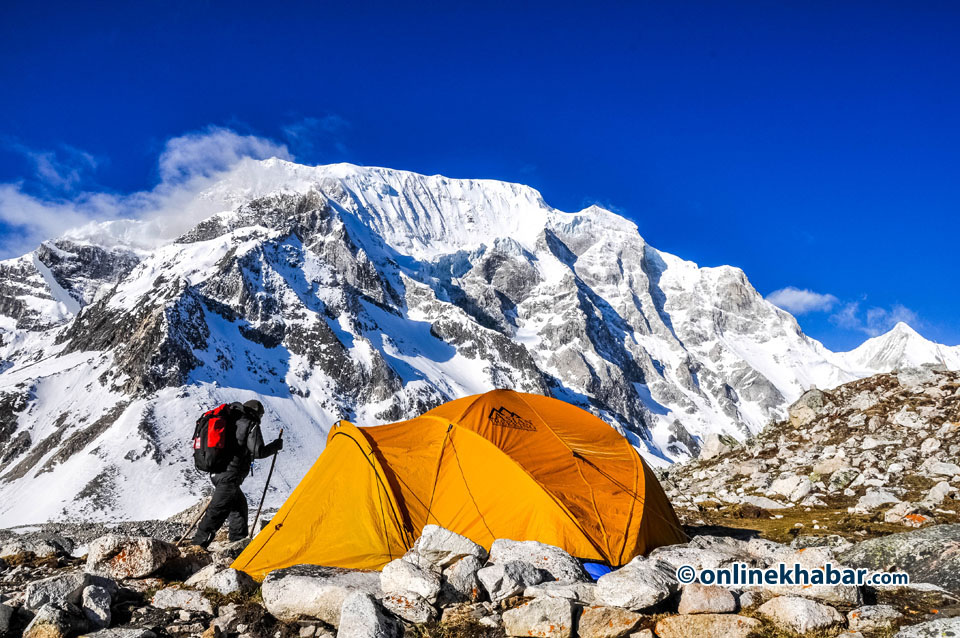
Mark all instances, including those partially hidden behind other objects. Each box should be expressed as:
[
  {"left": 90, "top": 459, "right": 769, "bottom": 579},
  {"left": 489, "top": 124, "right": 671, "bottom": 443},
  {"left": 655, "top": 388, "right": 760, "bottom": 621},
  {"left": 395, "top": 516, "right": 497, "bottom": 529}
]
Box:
[
  {"left": 654, "top": 614, "right": 762, "bottom": 638},
  {"left": 501, "top": 597, "right": 574, "bottom": 638},
  {"left": 205, "top": 568, "right": 258, "bottom": 595},
  {"left": 576, "top": 604, "right": 646, "bottom": 638},
  {"left": 336, "top": 591, "right": 401, "bottom": 638},
  {"left": 183, "top": 563, "right": 219, "bottom": 588},
  {"left": 23, "top": 602, "right": 85, "bottom": 638},
  {"left": 895, "top": 617, "right": 960, "bottom": 637},
  {"left": 840, "top": 524, "right": 960, "bottom": 594},
  {"left": 412, "top": 525, "right": 487, "bottom": 568},
  {"left": 380, "top": 558, "right": 441, "bottom": 602},
  {"left": 847, "top": 604, "right": 903, "bottom": 633},
  {"left": 699, "top": 433, "right": 734, "bottom": 460},
  {"left": 261, "top": 564, "right": 381, "bottom": 625},
  {"left": 0, "top": 602, "right": 13, "bottom": 634},
  {"left": 151, "top": 587, "right": 214, "bottom": 614},
  {"left": 853, "top": 489, "right": 901, "bottom": 514},
  {"left": 595, "top": 557, "right": 679, "bottom": 611},
  {"left": 757, "top": 595, "right": 844, "bottom": 634},
  {"left": 523, "top": 581, "right": 598, "bottom": 604},
  {"left": 477, "top": 560, "right": 547, "bottom": 603},
  {"left": 82, "top": 585, "right": 112, "bottom": 629},
  {"left": 677, "top": 582, "right": 737, "bottom": 614},
  {"left": 489, "top": 538, "right": 588, "bottom": 583},
  {"left": 440, "top": 555, "right": 483, "bottom": 603},
  {"left": 924, "top": 481, "right": 955, "bottom": 506},
  {"left": 379, "top": 591, "right": 437, "bottom": 624},
  {"left": 86, "top": 535, "right": 179, "bottom": 579},
  {"left": 25, "top": 571, "right": 88, "bottom": 610},
  {"left": 0, "top": 535, "right": 74, "bottom": 559}
]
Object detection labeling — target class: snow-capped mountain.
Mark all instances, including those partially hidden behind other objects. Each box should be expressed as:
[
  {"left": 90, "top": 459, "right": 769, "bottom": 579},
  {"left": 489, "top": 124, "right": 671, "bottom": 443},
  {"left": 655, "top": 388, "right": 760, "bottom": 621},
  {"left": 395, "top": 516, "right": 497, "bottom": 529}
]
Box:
[
  {"left": 0, "top": 159, "right": 955, "bottom": 525},
  {"left": 837, "top": 322, "right": 960, "bottom": 374}
]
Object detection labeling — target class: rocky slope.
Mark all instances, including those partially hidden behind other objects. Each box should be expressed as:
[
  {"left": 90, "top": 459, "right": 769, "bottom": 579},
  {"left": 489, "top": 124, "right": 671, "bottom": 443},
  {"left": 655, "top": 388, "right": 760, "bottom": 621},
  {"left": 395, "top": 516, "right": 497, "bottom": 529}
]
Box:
[
  {"left": 0, "top": 159, "right": 957, "bottom": 524},
  {"left": 665, "top": 366, "right": 960, "bottom": 539}
]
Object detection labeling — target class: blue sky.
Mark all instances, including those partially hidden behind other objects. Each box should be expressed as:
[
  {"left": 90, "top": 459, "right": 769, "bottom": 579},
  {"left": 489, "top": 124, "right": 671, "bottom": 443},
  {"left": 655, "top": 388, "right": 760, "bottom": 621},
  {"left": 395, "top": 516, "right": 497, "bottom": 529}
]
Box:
[{"left": 1, "top": 1, "right": 957, "bottom": 350}]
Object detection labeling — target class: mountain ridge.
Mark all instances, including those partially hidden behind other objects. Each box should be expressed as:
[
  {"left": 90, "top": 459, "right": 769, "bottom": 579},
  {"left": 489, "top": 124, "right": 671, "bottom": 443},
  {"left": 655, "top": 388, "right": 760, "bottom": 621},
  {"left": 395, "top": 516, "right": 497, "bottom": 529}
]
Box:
[{"left": 0, "top": 159, "right": 956, "bottom": 525}]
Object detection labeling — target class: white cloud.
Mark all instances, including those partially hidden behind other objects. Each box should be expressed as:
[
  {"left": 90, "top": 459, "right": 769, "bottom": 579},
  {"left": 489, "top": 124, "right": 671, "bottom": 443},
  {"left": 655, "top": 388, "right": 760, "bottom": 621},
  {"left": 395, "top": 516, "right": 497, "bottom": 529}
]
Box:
[
  {"left": 830, "top": 301, "right": 920, "bottom": 336},
  {"left": 158, "top": 126, "right": 291, "bottom": 183},
  {"left": 0, "top": 126, "right": 293, "bottom": 258},
  {"left": 766, "top": 287, "right": 839, "bottom": 315},
  {"left": 3, "top": 140, "right": 99, "bottom": 192}
]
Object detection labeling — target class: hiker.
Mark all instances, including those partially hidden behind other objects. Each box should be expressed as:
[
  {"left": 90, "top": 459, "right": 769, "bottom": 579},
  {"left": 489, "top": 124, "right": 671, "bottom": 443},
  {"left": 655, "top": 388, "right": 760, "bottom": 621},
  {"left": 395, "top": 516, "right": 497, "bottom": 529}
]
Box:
[{"left": 192, "top": 399, "right": 283, "bottom": 548}]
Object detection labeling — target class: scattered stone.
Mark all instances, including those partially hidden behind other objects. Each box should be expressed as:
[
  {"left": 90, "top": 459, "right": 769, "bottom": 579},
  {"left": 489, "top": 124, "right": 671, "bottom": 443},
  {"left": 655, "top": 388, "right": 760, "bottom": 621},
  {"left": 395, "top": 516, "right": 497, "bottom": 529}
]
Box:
[
  {"left": 412, "top": 525, "right": 487, "bottom": 568},
  {"left": 595, "top": 557, "right": 678, "bottom": 611},
  {"left": 894, "top": 617, "right": 960, "bottom": 637},
  {"left": 677, "top": 582, "right": 737, "bottom": 614},
  {"left": 205, "top": 568, "right": 257, "bottom": 596},
  {"left": 78, "top": 630, "right": 158, "bottom": 638},
  {"left": 151, "top": 587, "right": 215, "bottom": 614},
  {"left": 577, "top": 604, "right": 646, "bottom": 638},
  {"left": 654, "top": 614, "right": 761, "bottom": 638},
  {"left": 184, "top": 564, "right": 220, "bottom": 588},
  {"left": 853, "top": 489, "right": 901, "bottom": 514},
  {"left": 380, "top": 591, "right": 437, "bottom": 624},
  {"left": 699, "top": 433, "right": 735, "bottom": 460},
  {"left": 757, "top": 595, "right": 844, "bottom": 634},
  {"left": 82, "top": 585, "right": 112, "bottom": 629},
  {"left": 501, "top": 597, "right": 574, "bottom": 638},
  {"left": 439, "top": 554, "right": 483, "bottom": 603},
  {"left": 380, "top": 558, "right": 441, "bottom": 602},
  {"left": 847, "top": 604, "right": 903, "bottom": 633},
  {"left": 86, "top": 535, "right": 179, "bottom": 579},
  {"left": 23, "top": 602, "right": 85, "bottom": 638},
  {"left": 25, "top": 571, "right": 88, "bottom": 610},
  {"left": 477, "top": 560, "right": 546, "bottom": 603},
  {"left": 336, "top": 591, "right": 400, "bottom": 638},
  {"left": 523, "top": 581, "right": 598, "bottom": 604},
  {"left": 489, "top": 539, "right": 588, "bottom": 583},
  {"left": 261, "top": 564, "right": 381, "bottom": 625}
]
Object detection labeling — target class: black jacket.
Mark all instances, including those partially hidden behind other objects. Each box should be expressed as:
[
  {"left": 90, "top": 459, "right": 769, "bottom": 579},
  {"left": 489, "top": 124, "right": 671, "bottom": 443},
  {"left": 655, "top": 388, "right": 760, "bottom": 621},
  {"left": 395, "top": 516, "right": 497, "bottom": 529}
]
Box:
[{"left": 222, "top": 402, "right": 281, "bottom": 479}]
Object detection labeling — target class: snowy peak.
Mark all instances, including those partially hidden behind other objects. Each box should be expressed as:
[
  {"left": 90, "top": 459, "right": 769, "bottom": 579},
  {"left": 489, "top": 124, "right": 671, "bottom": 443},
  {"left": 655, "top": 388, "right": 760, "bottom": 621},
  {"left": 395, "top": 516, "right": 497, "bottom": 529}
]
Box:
[{"left": 839, "top": 322, "right": 960, "bottom": 373}]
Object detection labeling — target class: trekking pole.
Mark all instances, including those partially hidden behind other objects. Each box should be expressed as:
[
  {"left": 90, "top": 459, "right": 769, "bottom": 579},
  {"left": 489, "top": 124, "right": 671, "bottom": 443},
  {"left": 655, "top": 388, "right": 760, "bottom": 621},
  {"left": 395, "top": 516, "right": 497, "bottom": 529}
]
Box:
[
  {"left": 250, "top": 429, "right": 283, "bottom": 539},
  {"left": 176, "top": 497, "right": 212, "bottom": 546}
]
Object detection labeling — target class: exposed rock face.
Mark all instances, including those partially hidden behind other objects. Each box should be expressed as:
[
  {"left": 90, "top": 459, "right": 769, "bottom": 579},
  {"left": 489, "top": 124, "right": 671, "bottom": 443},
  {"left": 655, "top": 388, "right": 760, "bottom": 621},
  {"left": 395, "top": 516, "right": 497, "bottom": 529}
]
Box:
[
  {"left": 840, "top": 525, "right": 960, "bottom": 594},
  {"left": 3, "top": 161, "right": 954, "bottom": 524}
]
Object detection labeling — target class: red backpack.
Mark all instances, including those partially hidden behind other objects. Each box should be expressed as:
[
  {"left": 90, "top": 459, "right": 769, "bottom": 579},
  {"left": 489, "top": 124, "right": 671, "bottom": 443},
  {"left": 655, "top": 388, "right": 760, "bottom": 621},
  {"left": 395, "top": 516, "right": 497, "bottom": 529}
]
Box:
[{"left": 192, "top": 403, "right": 241, "bottom": 473}]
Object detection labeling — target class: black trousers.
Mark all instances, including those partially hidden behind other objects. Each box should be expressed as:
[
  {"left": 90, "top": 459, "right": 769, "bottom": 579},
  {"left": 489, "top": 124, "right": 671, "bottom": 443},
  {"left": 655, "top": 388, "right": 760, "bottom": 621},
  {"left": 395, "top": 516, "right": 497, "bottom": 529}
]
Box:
[{"left": 193, "top": 471, "right": 249, "bottom": 545}]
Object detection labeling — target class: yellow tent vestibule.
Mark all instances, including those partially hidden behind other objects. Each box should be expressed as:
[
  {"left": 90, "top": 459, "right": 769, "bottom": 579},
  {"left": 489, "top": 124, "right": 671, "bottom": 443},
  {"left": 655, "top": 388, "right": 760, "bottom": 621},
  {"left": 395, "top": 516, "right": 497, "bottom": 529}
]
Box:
[{"left": 232, "top": 389, "right": 686, "bottom": 579}]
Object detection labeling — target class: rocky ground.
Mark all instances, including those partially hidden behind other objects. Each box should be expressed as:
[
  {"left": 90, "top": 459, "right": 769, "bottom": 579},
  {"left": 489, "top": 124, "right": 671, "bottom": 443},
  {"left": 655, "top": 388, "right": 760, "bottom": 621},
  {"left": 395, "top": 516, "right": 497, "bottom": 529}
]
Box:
[
  {"left": 663, "top": 367, "right": 960, "bottom": 543},
  {"left": 3, "top": 517, "right": 960, "bottom": 638}
]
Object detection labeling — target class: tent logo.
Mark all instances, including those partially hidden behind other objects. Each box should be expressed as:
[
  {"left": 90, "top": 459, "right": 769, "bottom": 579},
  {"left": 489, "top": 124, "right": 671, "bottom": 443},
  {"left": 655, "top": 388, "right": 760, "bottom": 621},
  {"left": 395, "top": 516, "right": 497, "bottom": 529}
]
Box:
[{"left": 488, "top": 406, "right": 536, "bottom": 431}]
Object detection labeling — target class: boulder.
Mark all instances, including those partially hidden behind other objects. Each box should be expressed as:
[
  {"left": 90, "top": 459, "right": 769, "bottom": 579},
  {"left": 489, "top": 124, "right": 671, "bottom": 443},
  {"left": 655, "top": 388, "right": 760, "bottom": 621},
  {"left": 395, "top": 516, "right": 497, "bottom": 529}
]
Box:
[
  {"left": 151, "top": 587, "right": 215, "bottom": 614},
  {"left": 440, "top": 601, "right": 502, "bottom": 629},
  {"left": 440, "top": 555, "right": 483, "bottom": 603},
  {"left": 523, "top": 581, "right": 598, "bottom": 604},
  {"left": 895, "top": 617, "right": 960, "bottom": 637},
  {"left": 82, "top": 585, "right": 112, "bottom": 629},
  {"left": 205, "top": 568, "right": 258, "bottom": 596},
  {"left": 924, "top": 481, "right": 955, "bottom": 505},
  {"left": 853, "top": 489, "right": 901, "bottom": 514},
  {"left": 654, "top": 614, "right": 761, "bottom": 638},
  {"left": 184, "top": 564, "right": 220, "bottom": 588},
  {"left": 768, "top": 474, "right": 813, "bottom": 502},
  {"left": 501, "top": 597, "right": 574, "bottom": 638},
  {"left": 884, "top": 502, "right": 933, "bottom": 527},
  {"left": 261, "top": 564, "right": 381, "bottom": 625},
  {"left": 762, "top": 547, "right": 862, "bottom": 605},
  {"left": 648, "top": 545, "right": 735, "bottom": 572},
  {"left": 847, "top": 604, "right": 903, "bottom": 633},
  {"left": 595, "top": 557, "right": 678, "bottom": 611},
  {"left": 740, "top": 495, "right": 788, "bottom": 510},
  {"left": 336, "top": 592, "right": 401, "bottom": 638},
  {"left": 86, "top": 535, "right": 179, "bottom": 579},
  {"left": 412, "top": 525, "right": 487, "bottom": 568},
  {"left": 25, "top": 571, "right": 88, "bottom": 610},
  {"left": 757, "top": 596, "right": 844, "bottom": 634},
  {"left": 576, "top": 605, "right": 646, "bottom": 638},
  {"left": 699, "top": 433, "right": 734, "bottom": 460},
  {"left": 379, "top": 591, "right": 437, "bottom": 624},
  {"left": 380, "top": 558, "right": 441, "bottom": 602},
  {"left": 677, "top": 582, "right": 737, "bottom": 614},
  {"left": 23, "top": 602, "right": 85, "bottom": 638},
  {"left": 840, "top": 524, "right": 960, "bottom": 594},
  {"left": 489, "top": 539, "right": 588, "bottom": 583},
  {"left": 0, "top": 603, "right": 13, "bottom": 634},
  {"left": 477, "top": 560, "right": 546, "bottom": 603},
  {"left": 0, "top": 534, "right": 73, "bottom": 559}
]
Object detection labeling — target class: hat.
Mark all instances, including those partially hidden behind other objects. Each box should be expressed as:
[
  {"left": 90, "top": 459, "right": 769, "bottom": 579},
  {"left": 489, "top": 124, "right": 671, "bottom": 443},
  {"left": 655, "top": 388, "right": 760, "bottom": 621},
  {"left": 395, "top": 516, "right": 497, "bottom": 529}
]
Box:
[{"left": 243, "top": 400, "right": 265, "bottom": 417}]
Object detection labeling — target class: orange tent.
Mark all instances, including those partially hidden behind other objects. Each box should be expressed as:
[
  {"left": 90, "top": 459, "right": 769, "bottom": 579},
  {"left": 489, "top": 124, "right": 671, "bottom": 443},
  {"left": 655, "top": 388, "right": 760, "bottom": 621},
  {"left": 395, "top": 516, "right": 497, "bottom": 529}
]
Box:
[{"left": 233, "top": 389, "right": 686, "bottom": 579}]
